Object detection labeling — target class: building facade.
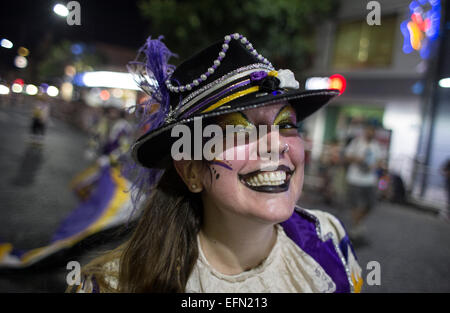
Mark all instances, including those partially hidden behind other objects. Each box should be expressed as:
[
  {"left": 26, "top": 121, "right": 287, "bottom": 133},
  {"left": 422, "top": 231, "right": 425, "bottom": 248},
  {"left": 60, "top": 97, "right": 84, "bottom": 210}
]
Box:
[{"left": 302, "top": 0, "right": 447, "bottom": 209}]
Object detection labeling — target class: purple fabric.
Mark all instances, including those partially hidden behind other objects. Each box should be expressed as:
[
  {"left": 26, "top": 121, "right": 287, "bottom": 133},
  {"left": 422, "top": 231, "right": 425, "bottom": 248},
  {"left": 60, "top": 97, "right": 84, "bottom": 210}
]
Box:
[
  {"left": 50, "top": 166, "right": 116, "bottom": 242},
  {"left": 250, "top": 71, "right": 268, "bottom": 82},
  {"left": 339, "top": 235, "right": 351, "bottom": 262},
  {"left": 10, "top": 248, "right": 26, "bottom": 258},
  {"left": 280, "top": 210, "right": 351, "bottom": 293},
  {"left": 102, "top": 139, "right": 120, "bottom": 156}
]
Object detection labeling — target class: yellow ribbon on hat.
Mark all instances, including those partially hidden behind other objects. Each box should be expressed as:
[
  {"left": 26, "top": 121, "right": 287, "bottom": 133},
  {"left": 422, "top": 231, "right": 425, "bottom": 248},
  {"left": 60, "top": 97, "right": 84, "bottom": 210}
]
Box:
[{"left": 201, "top": 86, "right": 260, "bottom": 113}]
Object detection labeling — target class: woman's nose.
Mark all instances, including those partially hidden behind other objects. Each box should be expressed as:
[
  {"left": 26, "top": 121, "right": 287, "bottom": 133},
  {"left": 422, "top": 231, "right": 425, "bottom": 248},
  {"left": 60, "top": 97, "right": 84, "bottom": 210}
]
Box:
[{"left": 256, "top": 126, "right": 286, "bottom": 162}]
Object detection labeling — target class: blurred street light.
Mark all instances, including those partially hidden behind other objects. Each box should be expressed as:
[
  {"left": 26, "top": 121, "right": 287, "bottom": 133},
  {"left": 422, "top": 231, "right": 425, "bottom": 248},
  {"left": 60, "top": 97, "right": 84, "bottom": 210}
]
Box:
[
  {"left": 11, "top": 83, "right": 23, "bottom": 93},
  {"left": 13, "top": 78, "right": 24, "bottom": 86},
  {"left": 71, "top": 44, "right": 84, "bottom": 55},
  {"left": 14, "top": 56, "right": 28, "bottom": 68},
  {"left": 0, "top": 84, "right": 10, "bottom": 95},
  {"left": 25, "top": 84, "right": 38, "bottom": 95},
  {"left": 53, "top": 3, "right": 69, "bottom": 17},
  {"left": 0, "top": 38, "right": 13, "bottom": 49},
  {"left": 305, "top": 74, "right": 347, "bottom": 95},
  {"left": 17, "top": 47, "right": 30, "bottom": 57},
  {"left": 79, "top": 71, "right": 142, "bottom": 90},
  {"left": 438, "top": 78, "right": 450, "bottom": 88},
  {"left": 40, "top": 83, "right": 49, "bottom": 93},
  {"left": 99, "top": 90, "right": 110, "bottom": 101},
  {"left": 47, "top": 86, "right": 59, "bottom": 97},
  {"left": 305, "top": 77, "right": 330, "bottom": 90},
  {"left": 328, "top": 74, "right": 347, "bottom": 95}
]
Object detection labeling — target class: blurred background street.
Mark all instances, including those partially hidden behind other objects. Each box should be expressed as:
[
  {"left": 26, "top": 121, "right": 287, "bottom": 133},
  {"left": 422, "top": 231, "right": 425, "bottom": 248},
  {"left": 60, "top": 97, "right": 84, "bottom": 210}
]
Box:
[
  {"left": 1, "top": 0, "right": 449, "bottom": 292},
  {"left": 0, "top": 103, "right": 130, "bottom": 292}
]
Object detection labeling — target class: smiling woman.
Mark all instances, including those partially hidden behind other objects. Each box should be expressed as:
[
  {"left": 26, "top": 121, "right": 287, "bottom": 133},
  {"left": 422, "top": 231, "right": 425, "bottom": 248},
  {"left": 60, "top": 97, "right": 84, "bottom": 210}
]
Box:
[{"left": 72, "top": 33, "right": 363, "bottom": 293}]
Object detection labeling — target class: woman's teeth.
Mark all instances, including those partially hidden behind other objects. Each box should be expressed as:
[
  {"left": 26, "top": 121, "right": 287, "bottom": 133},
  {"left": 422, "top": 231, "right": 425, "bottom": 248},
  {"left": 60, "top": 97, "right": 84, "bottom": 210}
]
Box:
[{"left": 244, "top": 171, "right": 287, "bottom": 186}]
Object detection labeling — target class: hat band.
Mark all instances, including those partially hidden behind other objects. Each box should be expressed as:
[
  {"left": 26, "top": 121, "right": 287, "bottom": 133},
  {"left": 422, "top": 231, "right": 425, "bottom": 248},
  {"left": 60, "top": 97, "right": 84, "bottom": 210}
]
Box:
[
  {"left": 180, "top": 78, "right": 251, "bottom": 118},
  {"left": 201, "top": 86, "right": 260, "bottom": 113},
  {"left": 176, "top": 63, "right": 273, "bottom": 115}
]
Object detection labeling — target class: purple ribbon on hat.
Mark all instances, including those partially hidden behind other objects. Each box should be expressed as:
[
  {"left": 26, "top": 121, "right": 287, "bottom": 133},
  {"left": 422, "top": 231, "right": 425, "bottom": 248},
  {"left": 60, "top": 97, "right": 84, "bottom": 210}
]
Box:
[{"left": 250, "top": 71, "right": 268, "bottom": 82}]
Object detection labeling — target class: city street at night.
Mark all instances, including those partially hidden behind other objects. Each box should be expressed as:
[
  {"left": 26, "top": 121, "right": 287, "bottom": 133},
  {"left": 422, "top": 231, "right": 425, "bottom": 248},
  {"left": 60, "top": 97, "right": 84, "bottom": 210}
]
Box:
[
  {"left": 0, "top": 101, "right": 128, "bottom": 292},
  {"left": 1, "top": 0, "right": 449, "bottom": 299}
]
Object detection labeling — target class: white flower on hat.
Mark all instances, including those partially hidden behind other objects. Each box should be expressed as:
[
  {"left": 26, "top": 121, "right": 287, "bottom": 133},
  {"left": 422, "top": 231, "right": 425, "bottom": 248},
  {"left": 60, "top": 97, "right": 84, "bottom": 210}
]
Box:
[{"left": 277, "top": 69, "right": 299, "bottom": 89}]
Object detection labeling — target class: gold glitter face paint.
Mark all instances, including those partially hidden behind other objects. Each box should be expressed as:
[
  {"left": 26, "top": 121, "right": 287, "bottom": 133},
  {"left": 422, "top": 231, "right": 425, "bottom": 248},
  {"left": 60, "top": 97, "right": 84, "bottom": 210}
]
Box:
[
  {"left": 273, "top": 104, "right": 298, "bottom": 136},
  {"left": 212, "top": 112, "right": 257, "bottom": 148},
  {"left": 214, "top": 112, "right": 254, "bottom": 130},
  {"left": 209, "top": 103, "right": 299, "bottom": 152}
]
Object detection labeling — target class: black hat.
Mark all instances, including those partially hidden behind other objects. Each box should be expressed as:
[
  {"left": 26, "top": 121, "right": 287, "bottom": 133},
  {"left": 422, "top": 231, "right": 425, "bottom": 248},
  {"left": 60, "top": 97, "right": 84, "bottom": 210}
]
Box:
[{"left": 129, "top": 34, "right": 339, "bottom": 169}]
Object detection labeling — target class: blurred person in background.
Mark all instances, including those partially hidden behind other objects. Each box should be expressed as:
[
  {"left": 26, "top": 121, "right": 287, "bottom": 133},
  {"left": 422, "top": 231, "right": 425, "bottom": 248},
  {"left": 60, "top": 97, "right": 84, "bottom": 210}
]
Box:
[
  {"left": 85, "top": 107, "right": 112, "bottom": 161},
  {"left": 302, "top": 130, "right": 312, "bottom": 169},
  {"left": 29, "top": 94, "right": 50, "bottom": 144},
  {"left": 441, "top": 158, "right": 450, "bottom": 221},
  {"left": 72, "top": 105, "right": 133, "bottom": 200},
  {"left": 318, "top": 139, "right": 336, "bottom": 205},
  {"left": 102, "top": 107, "right": 133, "bottom": 162},
  {"left": 0, "top": 105, "right": 135, "bottom": 269},
  {"left": 344, "top": 117, "right": 364, "bottom": 147},
  {"left": 85, "top": 106, "right": 133, "bottom": 162},
  {"left": 319, "top": 138, "right": 346, "bottom": 207},
  {"left": 344, "top": 124, "right": 384, "bottom": 241}
]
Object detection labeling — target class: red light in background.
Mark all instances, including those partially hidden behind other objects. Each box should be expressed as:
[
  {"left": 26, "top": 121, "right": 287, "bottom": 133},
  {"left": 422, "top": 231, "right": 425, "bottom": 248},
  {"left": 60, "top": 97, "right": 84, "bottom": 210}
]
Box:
[
  {"left": 13, "top": 79, "right": 24, "bottom": 86},
  {"left": 329, "top": 74, "right": 346, "bottom": 95},
  {"left": 99, "top": 90, "right": 110, "bottom": 101}
]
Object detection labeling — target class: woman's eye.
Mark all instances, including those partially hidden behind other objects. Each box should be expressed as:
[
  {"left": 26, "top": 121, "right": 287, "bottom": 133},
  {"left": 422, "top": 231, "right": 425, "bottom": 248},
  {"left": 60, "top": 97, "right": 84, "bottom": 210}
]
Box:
[
  {"left": 231, "top": 125, "right": 255, "bottom": 133},
  {"left": 278, "top": 123, "right": 298, "bottom": 130},
  {"left": 234, "top": 125, "right": 247, "bottom": 132}
]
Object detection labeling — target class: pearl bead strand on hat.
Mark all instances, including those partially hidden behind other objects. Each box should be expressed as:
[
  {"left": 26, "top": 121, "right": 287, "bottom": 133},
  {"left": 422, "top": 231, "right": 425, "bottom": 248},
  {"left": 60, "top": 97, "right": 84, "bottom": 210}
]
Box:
[{"left": 165, "top": 33, "right": 273, "bottom": 93}]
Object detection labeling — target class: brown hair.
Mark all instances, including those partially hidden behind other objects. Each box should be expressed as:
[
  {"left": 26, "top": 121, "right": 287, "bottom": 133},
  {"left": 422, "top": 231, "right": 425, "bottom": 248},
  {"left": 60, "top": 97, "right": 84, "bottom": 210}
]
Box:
[{"left": 75, "top": 163, "right": 203, "bottom": 292}]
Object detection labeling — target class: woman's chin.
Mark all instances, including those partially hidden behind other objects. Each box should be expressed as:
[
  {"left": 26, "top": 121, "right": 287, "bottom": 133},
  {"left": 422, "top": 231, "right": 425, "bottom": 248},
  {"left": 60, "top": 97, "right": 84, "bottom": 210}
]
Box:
[{"left": 245, "top": 200, "right": 297, "bottom": 224}]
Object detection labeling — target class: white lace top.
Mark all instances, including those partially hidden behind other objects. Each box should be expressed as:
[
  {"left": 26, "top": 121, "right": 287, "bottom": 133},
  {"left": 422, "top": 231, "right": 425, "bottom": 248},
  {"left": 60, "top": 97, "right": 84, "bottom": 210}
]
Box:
[
  {"left": 185, "top": 224, "right": 336, "bottom": 293},
  {"left": 77, "top": 210, "right": 362, "bottom": 293}
]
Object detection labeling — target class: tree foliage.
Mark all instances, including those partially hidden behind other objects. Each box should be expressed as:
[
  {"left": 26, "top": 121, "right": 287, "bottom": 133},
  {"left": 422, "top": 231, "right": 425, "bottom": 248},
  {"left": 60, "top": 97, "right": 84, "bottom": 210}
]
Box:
[
  {"left": 138, "top": 0, "right": 337, "bottom": 70},
  {"left": 37, "top": 41, "right": 104, "bottom": 82}
]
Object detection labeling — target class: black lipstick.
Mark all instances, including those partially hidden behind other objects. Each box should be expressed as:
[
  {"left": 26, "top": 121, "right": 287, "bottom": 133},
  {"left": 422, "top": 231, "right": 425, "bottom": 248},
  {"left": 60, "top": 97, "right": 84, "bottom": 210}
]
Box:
[{"left": 238, "top": 165, "right": 294, "bottom": 193}]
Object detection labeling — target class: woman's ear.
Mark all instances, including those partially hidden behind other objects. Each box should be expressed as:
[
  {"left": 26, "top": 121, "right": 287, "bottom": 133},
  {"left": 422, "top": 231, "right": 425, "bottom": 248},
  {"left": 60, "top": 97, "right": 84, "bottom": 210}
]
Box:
[{"left": 173, "top": 160, "right": 204, "bottom": 193}]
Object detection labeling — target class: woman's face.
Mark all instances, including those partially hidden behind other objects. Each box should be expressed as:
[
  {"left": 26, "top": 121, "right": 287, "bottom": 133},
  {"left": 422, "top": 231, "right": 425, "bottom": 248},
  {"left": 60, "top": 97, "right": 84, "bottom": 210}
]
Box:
[{"left": 199, "top": 102, "right": 305, "bottom": 224}]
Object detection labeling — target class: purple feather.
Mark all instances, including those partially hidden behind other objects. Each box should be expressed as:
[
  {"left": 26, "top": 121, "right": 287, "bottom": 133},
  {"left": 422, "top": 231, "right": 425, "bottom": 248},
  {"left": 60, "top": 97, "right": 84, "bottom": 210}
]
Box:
[
  {"left": 128, "top": 35, "right": 177, "bottom": 131},
  {"left": 123, "top": 36, "right": 177, "bottom": 216}
]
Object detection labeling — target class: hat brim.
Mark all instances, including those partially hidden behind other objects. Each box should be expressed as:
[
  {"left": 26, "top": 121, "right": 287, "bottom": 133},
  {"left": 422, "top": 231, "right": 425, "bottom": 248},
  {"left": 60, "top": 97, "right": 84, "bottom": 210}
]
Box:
[{"left": 132, "top": 88, "right": 339, "bottom": 168}]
